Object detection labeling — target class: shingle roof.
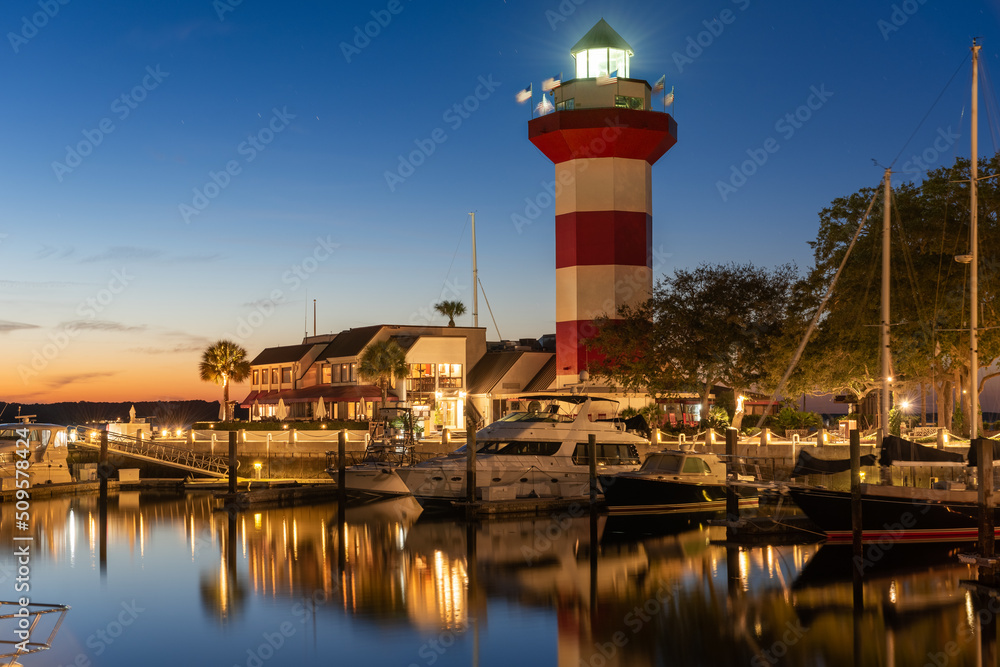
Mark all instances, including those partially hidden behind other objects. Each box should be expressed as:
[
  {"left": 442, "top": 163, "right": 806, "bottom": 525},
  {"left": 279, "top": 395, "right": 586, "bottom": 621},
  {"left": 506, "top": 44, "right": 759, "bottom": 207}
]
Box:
[
  {"left": 318, "top": 325, "right": 384, "bottom": 359},
  {"left": 250, "top": 344, "right": 317, "bottom": 366}
]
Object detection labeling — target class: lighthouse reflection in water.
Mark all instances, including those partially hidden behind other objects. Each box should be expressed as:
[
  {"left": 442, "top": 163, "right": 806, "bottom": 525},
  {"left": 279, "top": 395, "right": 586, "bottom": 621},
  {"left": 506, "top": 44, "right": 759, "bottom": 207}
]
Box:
[{"left": 6, "top": 492, "right": 995, "bottom": 667}]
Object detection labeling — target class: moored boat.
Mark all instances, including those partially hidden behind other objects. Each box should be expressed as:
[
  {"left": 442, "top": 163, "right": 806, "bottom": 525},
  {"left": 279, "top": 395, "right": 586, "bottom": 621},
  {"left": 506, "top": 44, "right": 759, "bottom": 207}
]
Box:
[
  {"left": 396, "top": 394, "right": 647, "bottom": 507},
  {"left": 598, "top": 448, "right": 758, "bottom": 519}
]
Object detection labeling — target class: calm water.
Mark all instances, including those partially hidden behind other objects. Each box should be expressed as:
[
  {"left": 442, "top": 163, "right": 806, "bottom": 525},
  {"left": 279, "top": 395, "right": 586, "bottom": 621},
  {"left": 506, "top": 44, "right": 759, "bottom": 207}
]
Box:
[{"left": 1, "top": 491, "right": 996, "bottom": 667}]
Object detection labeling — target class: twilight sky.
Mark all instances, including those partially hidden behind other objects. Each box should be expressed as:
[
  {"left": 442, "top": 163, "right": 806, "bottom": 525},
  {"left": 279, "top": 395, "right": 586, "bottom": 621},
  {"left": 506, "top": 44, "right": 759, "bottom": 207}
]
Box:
[{"left": 1, "top": 0, "right": 997, "bottom": 403}]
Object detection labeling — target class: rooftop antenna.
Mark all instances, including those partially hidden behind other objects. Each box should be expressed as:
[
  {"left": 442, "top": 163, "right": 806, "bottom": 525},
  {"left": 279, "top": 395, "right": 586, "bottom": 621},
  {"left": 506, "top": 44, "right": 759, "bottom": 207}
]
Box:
[{"left": 313, "top": 299, "right": 317, "bottom": 337}]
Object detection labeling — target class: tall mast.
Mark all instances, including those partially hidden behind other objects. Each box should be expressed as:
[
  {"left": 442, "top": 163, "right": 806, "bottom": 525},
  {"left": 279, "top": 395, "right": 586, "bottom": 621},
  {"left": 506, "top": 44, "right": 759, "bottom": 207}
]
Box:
[
  {"left": 971, "top": 40, "right": 980, "bottom": 439},
  {"left": 881, "top": 168, "right": 891, "bottom": 440},
  {"left": 470, "top": 212, "right": 479, "bottom": 328}
]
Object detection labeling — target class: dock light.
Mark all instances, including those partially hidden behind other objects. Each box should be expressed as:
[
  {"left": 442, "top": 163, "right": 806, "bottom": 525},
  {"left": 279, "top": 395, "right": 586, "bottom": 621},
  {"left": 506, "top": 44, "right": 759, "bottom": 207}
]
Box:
[
  {"left": 253, "top": 462, "right": 262, "bottom": 479},
  {"left": 944, "top": 433, "right": 950, "bottom": 445},
  {"left": 859, "top": 471, "right": 866, "bottom": 482},
  {"left": 320, "top": 424, "right": 327, "bottom": 429},
  {"left": 822, "top": 432, "right": 828, "bottom": 443},
  {"left": 293, "top": 431, "right": 298, "bottom": 442},
  {"left": 175, "top": 428, "right": 183, "bottom": 438},
  {"left": 900, "top": 400, "right": 911, "bottom": 411},
  {"left": 161, "top": 429, "right": 168, "bottom": 438},
  {"left": 282, "top": 424, "right": 288, "bottom": 430}
]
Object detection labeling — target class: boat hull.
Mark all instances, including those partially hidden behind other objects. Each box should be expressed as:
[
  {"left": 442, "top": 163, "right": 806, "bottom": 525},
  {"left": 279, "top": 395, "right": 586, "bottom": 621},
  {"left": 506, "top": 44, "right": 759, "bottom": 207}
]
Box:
[
  {"left": 325, "top": 463, "right": 411, "bottom": 502},
  {"left": 787, "top": 484, "right": 1000, "bottom": 544},
  {"left": 599, "top": 475, "right": 758, "bottom": 516}
]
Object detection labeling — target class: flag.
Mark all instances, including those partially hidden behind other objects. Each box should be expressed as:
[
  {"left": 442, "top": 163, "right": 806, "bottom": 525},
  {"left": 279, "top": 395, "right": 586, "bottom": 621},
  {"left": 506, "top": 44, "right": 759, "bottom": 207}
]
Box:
[
  {"left": 652, "top": 75, "right": 666, "bottom": 94},
  {"left": 536, "top": 95, "right": 554, "bottom": 115},
  {"left": 596, "top": 69, "right": 618, "bottom": 86},
  {"left": 542, "top": 73, "right": 562, "bottom": 92},
  {"left": 516, "top": 84, "right": 532, "bottom": 103},
  {"left": 664, "top": 85, "right": 675, "bottom": 107}
]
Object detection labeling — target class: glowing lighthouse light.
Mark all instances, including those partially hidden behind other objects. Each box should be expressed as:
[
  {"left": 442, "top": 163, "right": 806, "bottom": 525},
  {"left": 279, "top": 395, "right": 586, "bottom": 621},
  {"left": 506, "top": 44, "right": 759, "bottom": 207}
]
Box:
[{"left": 572, "top": 18, "right": 632, "bottom": 79}]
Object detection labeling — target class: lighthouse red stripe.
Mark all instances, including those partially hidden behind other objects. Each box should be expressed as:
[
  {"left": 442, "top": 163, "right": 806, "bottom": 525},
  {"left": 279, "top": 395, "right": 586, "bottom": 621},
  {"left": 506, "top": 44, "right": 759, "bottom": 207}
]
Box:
[
  {"left": 555, "top": 211, "right": 651, "bottom": 268},
  {"left": 529, "top": 108, "right": 677, "bottom": 164}
]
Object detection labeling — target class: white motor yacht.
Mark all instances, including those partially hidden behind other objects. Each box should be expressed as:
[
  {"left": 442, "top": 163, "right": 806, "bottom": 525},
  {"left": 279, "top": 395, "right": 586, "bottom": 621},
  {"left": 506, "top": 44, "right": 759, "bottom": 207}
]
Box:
[{"left": 395, "top": 395, "right": 648, "bottom": 507}]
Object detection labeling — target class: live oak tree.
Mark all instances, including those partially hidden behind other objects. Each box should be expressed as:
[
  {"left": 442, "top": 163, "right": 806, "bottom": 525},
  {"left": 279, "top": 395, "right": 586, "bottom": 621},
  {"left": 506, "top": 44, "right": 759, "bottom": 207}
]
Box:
[
  {"left": 587, "top": 262, "right": 797, "bottom": 431},
  {"left": 199, "top": 340, "right": 251, "bottom": 422}
]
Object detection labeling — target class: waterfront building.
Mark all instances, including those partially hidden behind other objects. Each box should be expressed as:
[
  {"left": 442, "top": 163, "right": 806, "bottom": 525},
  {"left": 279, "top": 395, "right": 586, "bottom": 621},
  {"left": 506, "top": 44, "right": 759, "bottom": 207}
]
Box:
[{"left": 240, "top": 324, "right": 487, "bottom": 433}]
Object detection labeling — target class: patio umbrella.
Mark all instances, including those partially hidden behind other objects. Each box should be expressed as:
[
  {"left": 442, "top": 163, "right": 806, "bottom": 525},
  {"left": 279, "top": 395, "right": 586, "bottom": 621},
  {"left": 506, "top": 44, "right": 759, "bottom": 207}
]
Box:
[
  {"left": 252, "top": 399, "right": 260, "bottom": 421},
  {"left": 218, "top": 400, "right": 226, "bottom": 421},
  {"left": 316, "top": 396, "right": 327, "bottom": 420},
  {"left": 276, "top": 398, "right": 287, "bottom": 421}
]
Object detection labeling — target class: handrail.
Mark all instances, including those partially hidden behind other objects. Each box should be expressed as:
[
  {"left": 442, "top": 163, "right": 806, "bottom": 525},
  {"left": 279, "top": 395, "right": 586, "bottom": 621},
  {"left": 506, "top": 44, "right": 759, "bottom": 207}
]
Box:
[{"left": 69, "top": 426, "right": 229, "bottom": 477}]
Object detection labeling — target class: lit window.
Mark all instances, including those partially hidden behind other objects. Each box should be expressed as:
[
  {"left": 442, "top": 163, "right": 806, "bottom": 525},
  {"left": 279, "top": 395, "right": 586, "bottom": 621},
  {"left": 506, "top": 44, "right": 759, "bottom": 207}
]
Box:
[
  {"left": 271, "top": 369, "right": 278, "bottom": 385},
  {"left": 281, "top": 367, "right": 291, "bottom": 384},
  {"left": 322, "top": 365, "right": 332, "bottom": 384},
  {"left": 253, "top": 370, "right": 259, "bottom": 385}
]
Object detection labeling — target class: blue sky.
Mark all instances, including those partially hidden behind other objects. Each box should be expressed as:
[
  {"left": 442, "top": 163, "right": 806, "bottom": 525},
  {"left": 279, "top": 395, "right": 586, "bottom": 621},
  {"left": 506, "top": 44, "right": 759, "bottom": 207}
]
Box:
[{"left": 1, "top": 0, "right": 997, "bottom": 401}]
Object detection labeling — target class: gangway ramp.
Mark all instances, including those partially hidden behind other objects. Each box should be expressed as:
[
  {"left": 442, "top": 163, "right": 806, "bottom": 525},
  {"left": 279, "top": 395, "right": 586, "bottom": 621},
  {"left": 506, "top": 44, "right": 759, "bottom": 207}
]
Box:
[{"left": 69, "top": 426, "right": 231, "bottom": 478}]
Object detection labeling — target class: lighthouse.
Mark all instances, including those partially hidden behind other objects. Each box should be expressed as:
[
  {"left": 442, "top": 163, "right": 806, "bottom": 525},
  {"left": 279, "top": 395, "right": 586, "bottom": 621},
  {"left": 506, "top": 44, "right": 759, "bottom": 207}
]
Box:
[{"left": 529, "top": 19, "right": 677, "bottom": 388}]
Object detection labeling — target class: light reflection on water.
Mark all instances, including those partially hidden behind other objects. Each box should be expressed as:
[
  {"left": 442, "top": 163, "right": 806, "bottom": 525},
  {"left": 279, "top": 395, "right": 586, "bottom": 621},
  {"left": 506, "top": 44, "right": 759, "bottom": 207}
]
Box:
[{"left": 0, "top": 492, "right": 995, "bottom": 666}]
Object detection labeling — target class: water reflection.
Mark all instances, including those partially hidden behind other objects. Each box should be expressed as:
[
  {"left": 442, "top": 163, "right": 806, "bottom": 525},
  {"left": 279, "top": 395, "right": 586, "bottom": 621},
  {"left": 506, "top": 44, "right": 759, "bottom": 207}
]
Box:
[{"left": 10, "top": 492, "right": 1000, "bottom": 666}]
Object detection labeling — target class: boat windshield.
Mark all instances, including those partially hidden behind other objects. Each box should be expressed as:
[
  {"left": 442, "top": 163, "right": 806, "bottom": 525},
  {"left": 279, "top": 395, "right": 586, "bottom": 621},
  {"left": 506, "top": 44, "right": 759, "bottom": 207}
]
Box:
[
  {"left": 495, "top": 410, "right": 575, "bottom": 424},
  {"left": 640, "top": 453, "right": 685, "bottom": 474},
  {"left": 477, "top": 440, "right": 562, "bottom": 456}
]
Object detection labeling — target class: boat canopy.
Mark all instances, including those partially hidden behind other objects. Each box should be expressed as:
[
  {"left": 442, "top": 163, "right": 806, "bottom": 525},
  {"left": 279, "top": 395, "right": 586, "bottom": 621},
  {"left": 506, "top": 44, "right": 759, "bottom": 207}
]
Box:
[{"left": 879, "top": 435, "right": 964, "bottom": 465}]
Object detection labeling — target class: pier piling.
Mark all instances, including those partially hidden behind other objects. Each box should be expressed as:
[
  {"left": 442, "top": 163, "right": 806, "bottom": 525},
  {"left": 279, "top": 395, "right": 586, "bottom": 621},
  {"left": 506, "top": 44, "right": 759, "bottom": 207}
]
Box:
[
  {"left": 589, "top": 434, "right": 597, "bottom": 506},
  {"left": 850, "top": 429, "right": 862, "bottom": 555},
  {"left": 228, "top": 431, "right": 237, "bottom": 495},
  {"left": 978, "top": 437, "right": 995, "bottom": 558}
]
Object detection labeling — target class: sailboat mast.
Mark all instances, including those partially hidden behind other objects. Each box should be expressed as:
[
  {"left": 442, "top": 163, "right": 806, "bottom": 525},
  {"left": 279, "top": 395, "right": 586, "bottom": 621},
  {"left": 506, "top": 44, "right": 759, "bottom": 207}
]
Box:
[
  {"left": 971, "top": 40, "right": 980, "bottom": 440},
  {"left": 881, "top": 167, "right": 891, "bottom": 439},
  {"left": 470, "top": 212, "right": 479, "bottom": 328}
]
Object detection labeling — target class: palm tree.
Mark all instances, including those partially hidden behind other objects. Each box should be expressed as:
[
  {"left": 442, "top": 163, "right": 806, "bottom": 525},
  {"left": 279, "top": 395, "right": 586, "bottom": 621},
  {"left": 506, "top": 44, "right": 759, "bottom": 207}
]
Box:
[
  {"left": 357, "top": 338, "right": 409, "bottom": 412},
  {"left": 199, "top": 340, "right": 251, "bottom": 422},
  {"left": 434, "top": 300, "right": 466, "bottom": 327}
]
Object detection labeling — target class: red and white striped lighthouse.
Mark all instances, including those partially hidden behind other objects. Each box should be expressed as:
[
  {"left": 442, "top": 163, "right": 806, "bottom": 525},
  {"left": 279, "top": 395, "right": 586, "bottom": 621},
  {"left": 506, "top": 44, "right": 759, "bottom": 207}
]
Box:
[{"left": 529, "top": 19, "right": 677, "bottom": 388}]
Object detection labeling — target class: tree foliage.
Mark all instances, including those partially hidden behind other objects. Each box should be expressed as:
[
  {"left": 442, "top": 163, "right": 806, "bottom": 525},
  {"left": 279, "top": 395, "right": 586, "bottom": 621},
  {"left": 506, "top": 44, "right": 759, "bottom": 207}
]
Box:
[
  {"left": 434, "top": 300, "right": 466, "bottom": 327},
  {"left": 587, "top": 262, "right": 797, "bottom": 429},
  {"left": 199, "top": 340, "right": 251, "bottom": 422},
  {"left": 357, "top": 338, "right": 409, "bottom": 407},
  {"left": 781, "top": 154, "right": 1000, "bottom": 435}
]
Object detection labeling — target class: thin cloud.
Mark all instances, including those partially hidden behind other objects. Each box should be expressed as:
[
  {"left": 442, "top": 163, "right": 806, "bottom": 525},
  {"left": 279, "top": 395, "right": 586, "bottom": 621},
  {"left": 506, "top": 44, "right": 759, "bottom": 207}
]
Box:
[
  {"left": 0, "top": 320, "right": 40, "bottom": 333},
  {"left": 79, "top": 246, "right": 163, "bottom": 264},
  {"left": 44, "top": 371, "right": 119, "bottom": 388},
  {"left": 128, "top": 343, "right": 206, "bottom": 355},
  {"left": 59, "top": 320, "right": 147, "bottom": 333}
]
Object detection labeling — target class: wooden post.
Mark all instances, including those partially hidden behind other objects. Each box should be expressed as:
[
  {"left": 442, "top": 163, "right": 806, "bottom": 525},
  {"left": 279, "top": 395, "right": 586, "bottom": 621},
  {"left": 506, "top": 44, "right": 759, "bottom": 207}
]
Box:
[
  {"left": 466, "top": 410, "right": 477, "bottom": 516},
  {"left": 816, "top": 427, "right": 825, "bottom": 447},
  {"left": 850, "top": 429, "right": 863, "bottom": 553},
  {"left": 228, "top": 431, "right": 238, "bottom": 495},
  {"left": 589, "top": 434, "right": 598, "bottom": 505},
  {"left": 726, "top": 428, "right": 738, "bottom": 524},
  {"left": 99, "top": 431, "right": 109, "bottom": 486},
  {"left": 759, "top": 429, "right": 768, "bottom": 448},
  {"left": 937, "top": 427, "right": 946, "bottom": 450},
  {"left": 978, "top": 437, "right": 995, "bottom": 557},
  {"left": 338, "top": 430, "right": 347, "bottom": 507}
]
